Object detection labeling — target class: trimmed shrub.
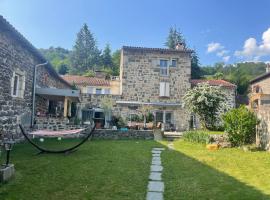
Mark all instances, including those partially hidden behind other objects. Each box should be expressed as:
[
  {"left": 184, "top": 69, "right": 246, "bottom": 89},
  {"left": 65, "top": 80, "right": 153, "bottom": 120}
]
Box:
[
  {"left": 222, "top": 106, "right": 259, "bottom": 146},
  {"left": 183, "top": 131, "right": 211, "bottom": 144}
]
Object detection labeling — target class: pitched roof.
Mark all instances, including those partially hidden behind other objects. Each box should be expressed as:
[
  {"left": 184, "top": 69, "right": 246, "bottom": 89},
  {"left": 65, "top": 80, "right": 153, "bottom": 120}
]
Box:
[
  {"left": 250, "top": 72, "right": 270, "bottom": 84},
  {"left": 62, "top": 75, "right": 110, "bottom": 87},
  {"left": 122, "top": 46, "right": 193, "bottom": 54},
  {"left": 191, "top": 79, "right": 236, "bottom": 89},
  {"left": 0, "top": 15, "right": 71, "bottom": 88}
]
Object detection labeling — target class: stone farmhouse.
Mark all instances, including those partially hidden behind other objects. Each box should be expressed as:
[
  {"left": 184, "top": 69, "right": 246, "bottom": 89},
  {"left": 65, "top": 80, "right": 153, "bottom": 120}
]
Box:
[
  {"left": 0, "top": 15, "right": 238, "bottom": 138},
  {"left": 249, "top": 64, "right": 270, "bottom": 150},
  {"left": 0, "top": 16, "right": 80, "bottom": 139},
  {"left": 67, "top": 45, "right": 193, "bottom": 131}
]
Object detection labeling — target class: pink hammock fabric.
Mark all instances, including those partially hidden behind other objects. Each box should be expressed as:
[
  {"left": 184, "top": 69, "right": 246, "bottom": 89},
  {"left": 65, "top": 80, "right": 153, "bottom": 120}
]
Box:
[{"left": 29, "top": 129, "right": 85, "bottom": 136}]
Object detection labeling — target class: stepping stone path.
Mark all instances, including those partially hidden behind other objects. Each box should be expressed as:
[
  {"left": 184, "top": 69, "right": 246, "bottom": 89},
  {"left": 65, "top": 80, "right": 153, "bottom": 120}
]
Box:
[
  {"left": 168, "top": 142, "right": 174, "bottom": 150},
  {"left": 146, "top": 147, "right": 165, "bottom": 200}
]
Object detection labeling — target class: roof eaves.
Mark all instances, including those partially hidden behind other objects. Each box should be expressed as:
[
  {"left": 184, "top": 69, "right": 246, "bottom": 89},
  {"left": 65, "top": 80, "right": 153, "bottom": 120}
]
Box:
[{"left": 0, "top": 15, "right": 72, "bottom": 88}]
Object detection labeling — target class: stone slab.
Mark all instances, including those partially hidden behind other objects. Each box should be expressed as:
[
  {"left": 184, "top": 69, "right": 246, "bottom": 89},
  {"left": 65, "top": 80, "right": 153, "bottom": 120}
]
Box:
[
  {"left": 152, "top": 153, "right": 161, "bottom": 157},
  {"left": 146, "top": 192, "right": 163, "bottom": 200},
  {"left": 151, "top": 165, "right": 163, "bottom": 172},
  {"left": 152, "top": 160, "right": 162, "bottom": 165},
  {"left": 152, "top": 157, "right": 161, "bottom": 162},
  {"left": 149, "top": 172, "right": 162, "bottom": 181},
  {"left": 153, "top": 148, "right": 165, "bottom": 151},
  {"left": 148, "top": 181, "right": 164, "bottom": 192},
  {"left": 0, "top": 164, "right": 15, "bottom": 183},
  {"left": 152, "top": 150, "right": 162, "bottom": 154}
]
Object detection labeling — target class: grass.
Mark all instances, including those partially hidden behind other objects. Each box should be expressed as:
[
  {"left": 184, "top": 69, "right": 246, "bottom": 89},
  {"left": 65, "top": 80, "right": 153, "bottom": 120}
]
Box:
[
  {"left": 0, "top": 139, "right": 162, "bottom": 200},
  {"left": 160, "top": 140, "right": 270, "bottom": 200},
  {"left": 2, "top": 139, "right": 270, "bottom": 199}
]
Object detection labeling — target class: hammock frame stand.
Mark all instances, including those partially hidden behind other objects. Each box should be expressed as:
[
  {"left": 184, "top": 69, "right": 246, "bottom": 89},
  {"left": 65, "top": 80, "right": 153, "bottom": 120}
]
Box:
[{"left": 19, "top": 124, "right": 95, "bottom": 155}]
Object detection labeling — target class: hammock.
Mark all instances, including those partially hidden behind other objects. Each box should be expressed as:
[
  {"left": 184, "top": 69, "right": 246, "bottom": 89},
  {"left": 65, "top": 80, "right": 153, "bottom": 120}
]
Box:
[
  {"left": 29, "top": 129, "right": 85, "bottom": 137},
  {"left": 19, "top": 124, "right": 96, "bottom": 154}
]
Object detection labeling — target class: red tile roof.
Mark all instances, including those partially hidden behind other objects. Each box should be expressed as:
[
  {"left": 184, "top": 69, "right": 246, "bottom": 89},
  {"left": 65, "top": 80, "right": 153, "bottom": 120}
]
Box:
[
  {"left": 191, "top": 79, "right": 236, "bottom": 89},
  {"left": 62, "top": 75, "right": 110, "bottom": 86}
]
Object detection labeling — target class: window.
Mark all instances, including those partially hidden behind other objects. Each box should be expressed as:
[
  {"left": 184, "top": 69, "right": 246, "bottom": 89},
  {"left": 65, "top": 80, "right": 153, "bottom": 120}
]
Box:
[
  {"left": 160, "top": 60, "right": 168, "bottom": 76},
  {"left": 104, "top": 88, "right": 111, "bottom": 94},
  {"left": 159, "top": 82, "right": 170, "bottom": 97},
  {"left": 96, "top": 88, "right": 102, "bottom": 94},
  {"left": 11, "top": 70, "right": 25, "bottom": 98},
  {"left": 171, "top": 59, "right": 177, "bottom": 67},
  {"left": 87, "top": 87, "right": 94, "bottom": 94}
]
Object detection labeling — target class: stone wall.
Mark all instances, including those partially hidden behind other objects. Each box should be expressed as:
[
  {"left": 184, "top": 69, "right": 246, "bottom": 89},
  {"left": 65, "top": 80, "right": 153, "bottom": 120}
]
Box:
[
  {"left": 224, "top": 87, "right": 236, "bottom": 109},
  {"left": 35, "top": 117, "right": 88, "bottom": 131},
  {"left": 92, "top": 129, "right": 154, "bottom": 140},
  {"left": 119, "top": 47, "right": 192, "bottom": 130},
  {"left": 251, "top": 78, "right": 270, "bottom": 94},
  {"left": 255, "top": 105, "right": 270, "bottom": 150},
  {"left": 0, "top": 18, "right": 70, "bottom": 140}
]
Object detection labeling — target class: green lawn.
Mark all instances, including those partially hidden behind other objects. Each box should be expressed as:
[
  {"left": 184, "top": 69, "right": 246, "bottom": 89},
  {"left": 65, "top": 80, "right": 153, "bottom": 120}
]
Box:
[
  {"left": 1, "top": 139, "right": 270, "bottom": 200},
  {"left": 160, "top": 140, "right": 270, "bottom": 200},
  {"left": 0, "top": 139, "right": 162, "bottom": 200}
]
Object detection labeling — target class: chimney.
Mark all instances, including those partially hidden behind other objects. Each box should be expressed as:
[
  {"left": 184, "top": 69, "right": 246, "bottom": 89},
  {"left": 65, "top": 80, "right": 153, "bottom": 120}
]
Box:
[
  {"left": 175, "top": 42, "right": 184, "bottom": 50},
  {"left": 266, "top": 63, "right": 270, "bottom": 73}
]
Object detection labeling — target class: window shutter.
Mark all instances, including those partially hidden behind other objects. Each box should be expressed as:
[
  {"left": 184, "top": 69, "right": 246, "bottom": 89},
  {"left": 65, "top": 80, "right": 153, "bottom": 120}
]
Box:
[
  {"left": 165, "top": 83, "right": 170, "bottom": 97},
  {"left": 160, "top": 82, "right": 165, "bottom": 96},
  {"left": 87, "top": 87, "right": 94, "bottom": 94}
]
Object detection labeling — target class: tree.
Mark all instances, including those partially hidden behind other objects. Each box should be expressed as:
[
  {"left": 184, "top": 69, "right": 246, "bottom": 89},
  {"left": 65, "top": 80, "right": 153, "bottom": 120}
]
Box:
[
  {"left": 165, "top": 27, "right": 202, "bottom": 79},
  {"left": 137, "top": 105, "right": 153, "bottom": 129},
  {"left": 222, "top": 106, "right": 259, "bottom": 146},
  {"left": 183, "top": 82, "right": 227, "bottom": 130},
  {"left": 102, "top": 44, "right": 113, "bottom": 68},
  {"left": 58, "top": 63, "right": 68, "bottom": 75},
  {"left": 70, "top": 23, "right": 101, "bottom": 74},
  {"left": 165, "top": 26, "right": 186, "bottom": 49},
  {"left": 100, "top": 97, "right": 115, "bottom": 128},
  {"left": 112, "top": 50, "right": 120, "bottom": 76},
  {"left": 191, "top": 50, "right": 202, "bottom": 79}
]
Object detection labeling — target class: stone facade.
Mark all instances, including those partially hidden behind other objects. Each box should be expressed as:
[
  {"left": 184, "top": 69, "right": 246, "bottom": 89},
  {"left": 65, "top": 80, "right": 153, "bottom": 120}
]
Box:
[
  {"left": 249, "top": 67, "right": 270, "bottom": 150},
  {"left": 118, "top": 46, "right": 192, "bottom": 131},
  {"left": 0, "top": 16, "right": 71, "bottom": 140}
]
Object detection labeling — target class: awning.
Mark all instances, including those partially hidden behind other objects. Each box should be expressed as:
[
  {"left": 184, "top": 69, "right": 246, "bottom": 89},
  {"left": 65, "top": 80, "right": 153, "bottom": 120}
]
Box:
[
  {"left": 36, "top": 87, "right": 80, "bottom": 102},
  {"left": 116, "top": 100, "right": 182, "bottom": 107}
]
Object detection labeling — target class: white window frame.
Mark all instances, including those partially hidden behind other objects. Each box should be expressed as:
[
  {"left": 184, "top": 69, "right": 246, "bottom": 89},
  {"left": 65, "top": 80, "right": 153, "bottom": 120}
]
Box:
[
  {"left": 159, "top": 82, "right": 170, "bottom": 97},
  {"left": 160, "top": 59, "right": 169, "bottom": 76},
  {"left": 104, "top": 88, "right": 111, "bottom": 94},
  {"left": 95, "top": 88, "right": 103, "bottom": 95},
  {"left": 87, "top": 87, "right": 95, "bottom": 94},
  {"left": 11, "top": 70, "right": 25, "bottom": 98}
]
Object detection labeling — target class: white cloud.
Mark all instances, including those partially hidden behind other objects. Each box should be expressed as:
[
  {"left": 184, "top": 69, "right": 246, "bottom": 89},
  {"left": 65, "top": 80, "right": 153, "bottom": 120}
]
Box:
[
  {"left": 217, "top": 50, "right": 229, "bottom": 57},
  {"left": 235, "top": 27, "right": 270, "bottom": 60},
  {"left": 222, "top": 56, "right": 230, "bottom": 62},
  {"left": 207, "top": 42, "right": 224, "bottom": 53}
]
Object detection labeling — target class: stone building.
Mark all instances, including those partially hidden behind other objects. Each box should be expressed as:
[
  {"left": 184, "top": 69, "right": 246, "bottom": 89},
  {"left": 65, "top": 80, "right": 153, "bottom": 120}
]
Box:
[
  {"left": 0, "top": 16, "right": 79, "bottom": 139},
  {"left": 115, "top": 45, "right": 192, "bottom": 131},
  {"left": 62, "top": 75, "right": 121, "bottom": 128},
  {"left": 249, "top": 64, "right": 270, "bottom": 150}
]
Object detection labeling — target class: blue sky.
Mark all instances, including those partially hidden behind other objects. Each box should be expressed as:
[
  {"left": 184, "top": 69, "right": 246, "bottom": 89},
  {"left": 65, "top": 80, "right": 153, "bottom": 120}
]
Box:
[{"left": 1, "top": 0, "right": 270, "bottom": 65}]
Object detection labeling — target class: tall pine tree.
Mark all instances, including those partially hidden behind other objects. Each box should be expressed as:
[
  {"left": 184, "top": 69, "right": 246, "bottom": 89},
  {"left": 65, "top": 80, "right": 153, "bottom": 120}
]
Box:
[
  {"left": 165, "top": 26, "right": 201, "bottom": 78},
  {"left": 70, "top": 23, "right": 101, "bottom": 74},
  {"left": 165, "top": 27, "right": 186, "bottom": 49},
  {"left": 102, "top": 44, "right": 113, "bottom": 68}
]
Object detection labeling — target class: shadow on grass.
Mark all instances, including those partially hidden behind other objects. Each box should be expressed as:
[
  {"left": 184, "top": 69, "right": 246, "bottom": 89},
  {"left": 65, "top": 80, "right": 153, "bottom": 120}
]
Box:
[{"left": 161, "top": 142, "right": 270, "bottom": 200}]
